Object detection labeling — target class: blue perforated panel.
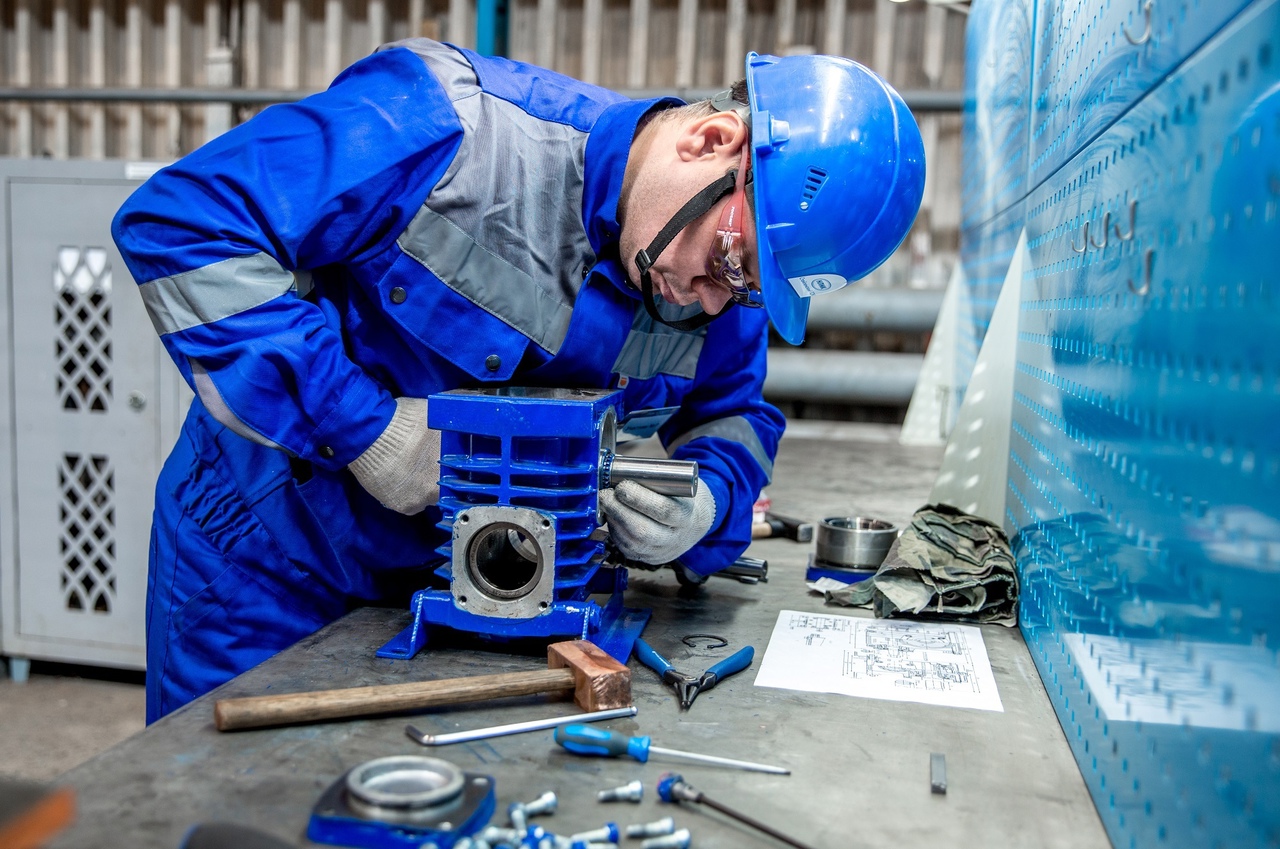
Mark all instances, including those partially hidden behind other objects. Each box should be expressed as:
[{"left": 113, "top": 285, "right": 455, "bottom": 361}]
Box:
[
  {"left": 1008, "top": 0, "right": 1280, "bottom": 846},
  {"left": 1030, "top": 0, "right": 1254, "bottom": 189},
  {"left": 962, "top": 0, "right": 1035, "bottom": 231}
]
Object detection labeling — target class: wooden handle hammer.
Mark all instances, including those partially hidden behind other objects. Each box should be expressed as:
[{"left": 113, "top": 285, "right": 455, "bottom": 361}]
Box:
[{"left": 213, "top": 640, "right": 631, "bottom": 732}]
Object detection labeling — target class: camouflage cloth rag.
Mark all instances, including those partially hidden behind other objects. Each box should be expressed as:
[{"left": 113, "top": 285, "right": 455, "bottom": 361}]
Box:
[{"left": 823, "top": 503, "right": 1018, "bottom": 626}]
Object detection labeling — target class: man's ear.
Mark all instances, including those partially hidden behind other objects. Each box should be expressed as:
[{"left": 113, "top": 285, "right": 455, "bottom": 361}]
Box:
[{"left": 674, "top": 111, "right": 749, "bottom": 163}]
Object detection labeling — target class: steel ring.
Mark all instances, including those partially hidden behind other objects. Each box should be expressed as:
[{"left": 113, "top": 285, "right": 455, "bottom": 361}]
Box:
[
  {"left": 815, "top": 516, "right": 899, "bottom": 569},
  {"left": 681, "top": 634, "right": 728, "bottom": 649}
]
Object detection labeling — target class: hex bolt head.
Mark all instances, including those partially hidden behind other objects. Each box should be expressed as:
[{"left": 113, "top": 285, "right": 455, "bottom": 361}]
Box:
[
  {"left": 625, "top": 816, "right": 676, "bottom": 839},
  {"left": 520, "top": 824, "right": 550, "bottom": 848},
  {"left": 597, "top": 779, "right": 644, "bottom": 803},
  {"left": 567, "top": 822, "right": 619, "bottom": 844},
  {"left": 522, "top": 790, "right": 559, "bottom": 817},
  {"left": 640, "top": 827, "right": 692, "bottom": 849}
]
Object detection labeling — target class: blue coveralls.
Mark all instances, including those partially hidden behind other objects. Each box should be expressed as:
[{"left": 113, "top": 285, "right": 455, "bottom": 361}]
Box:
[{"left": 112, "top": 39, "right": 785, "bottom": 722}]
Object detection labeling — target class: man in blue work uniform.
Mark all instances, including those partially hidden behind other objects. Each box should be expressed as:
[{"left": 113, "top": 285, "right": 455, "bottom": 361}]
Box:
[{"left": 112, "top": 39, "right": 925, "bottom": 721}]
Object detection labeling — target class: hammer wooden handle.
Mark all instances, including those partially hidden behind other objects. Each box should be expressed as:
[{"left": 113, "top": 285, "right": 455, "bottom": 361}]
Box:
[{"left": 214, "top": 668, "right": 575, "bottom": 731}]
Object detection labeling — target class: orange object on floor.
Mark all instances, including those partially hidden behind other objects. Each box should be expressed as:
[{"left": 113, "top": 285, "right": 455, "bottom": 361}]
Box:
[{"left": 0, "top": 783, "right": 76, "bottom": 849}]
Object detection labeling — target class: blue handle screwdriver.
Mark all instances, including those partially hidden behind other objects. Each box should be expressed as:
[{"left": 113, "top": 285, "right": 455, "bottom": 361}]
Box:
[
  {"left": 553, "top": 724, "right": 790, "bottom": 775},
  {"left": 634, "top": 639, "right": 755, "bottom": 710}
]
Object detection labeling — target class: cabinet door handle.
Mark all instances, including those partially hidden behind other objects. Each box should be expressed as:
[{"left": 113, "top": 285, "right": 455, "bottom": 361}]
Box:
[{"left": 1124, "top": 0, "right": 1153, "bottom": 46}]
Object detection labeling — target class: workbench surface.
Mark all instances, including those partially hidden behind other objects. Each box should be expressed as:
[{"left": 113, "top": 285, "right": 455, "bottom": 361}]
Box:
[{"left": 49, "top": 424, "right": 1110, "bottom": 849}]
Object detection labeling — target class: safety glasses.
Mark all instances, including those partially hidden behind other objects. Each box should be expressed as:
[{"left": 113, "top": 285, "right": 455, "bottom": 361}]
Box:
[{"left": 705, "top": 146, "right": 762, "bottom": 308}]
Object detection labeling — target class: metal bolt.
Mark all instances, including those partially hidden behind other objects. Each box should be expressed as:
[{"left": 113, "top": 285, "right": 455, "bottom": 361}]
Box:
[
  {"left": 522, "top": 790, "right": 559, "bottom": 817},
  {"left": 640, "top": 828, "right": 692, "bottom": 849},
  {"left": 567, "top": 823, "right": 619, "bottom": 844},
  {"left": 625, "top": 817, "right": 676, "bottom": 839},
  {"left": 597, "top": 779, "right": 643, "bottom": 803},
  {"left": 480, "top": 825, "right": 521, "bottom": 845},
  {"left": 510, "top": 789, "right": 557, "bottom": 832}
]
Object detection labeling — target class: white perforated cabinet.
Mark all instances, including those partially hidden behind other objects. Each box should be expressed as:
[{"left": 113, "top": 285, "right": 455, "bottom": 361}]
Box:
[{"left": 0, "top": 159, "right": 188, "bottom": 671}]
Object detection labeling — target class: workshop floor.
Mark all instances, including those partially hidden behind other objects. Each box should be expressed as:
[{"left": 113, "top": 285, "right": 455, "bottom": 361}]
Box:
[{"left": 0, "top": 661, "right": 145, "bottom": 783}]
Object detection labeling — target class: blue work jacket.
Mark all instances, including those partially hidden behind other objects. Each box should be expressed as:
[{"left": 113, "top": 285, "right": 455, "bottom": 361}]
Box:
[{"left": 113, "top": 39, "right": 785, "bottom": 719}]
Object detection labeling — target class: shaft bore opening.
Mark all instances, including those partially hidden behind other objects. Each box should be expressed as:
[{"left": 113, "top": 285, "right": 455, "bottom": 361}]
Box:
[{"left": 467, "top": 522, "right": 543, "bottom": 600}]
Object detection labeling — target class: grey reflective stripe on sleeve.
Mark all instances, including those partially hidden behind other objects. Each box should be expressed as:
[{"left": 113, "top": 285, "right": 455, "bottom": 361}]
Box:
[
  {"left": 138, "top": 252, "right": 296, "bottom": 336},
  {"left": 613, "top": 303, "right": 706, "bottom": 380},
  {"left": 190, "top": 358, "right": 287, "bottom": 453},
  {"left": 667, "top": 416, "right": 773, "bottom": 480}
]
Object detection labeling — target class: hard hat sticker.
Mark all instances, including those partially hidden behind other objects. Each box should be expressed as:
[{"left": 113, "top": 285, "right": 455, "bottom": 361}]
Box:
[{"left": 787, "top": 274, "right": 848, "bottom": 298}]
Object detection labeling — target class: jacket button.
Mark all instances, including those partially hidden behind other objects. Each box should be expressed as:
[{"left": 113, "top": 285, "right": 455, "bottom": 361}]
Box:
[
  {"left": 485, "top": 354, "right": 502, "bottom": 372},
  {"left": 390, "top": 286, "right": 407, "bottom": 304},
  {"left": 319, "top": 445, "right": 335, "bottom": 459}
]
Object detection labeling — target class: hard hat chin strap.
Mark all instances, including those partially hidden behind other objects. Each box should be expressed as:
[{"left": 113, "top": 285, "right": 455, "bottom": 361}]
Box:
[{"left": 634, "top": 170, "right": 738, "bottom": 331}]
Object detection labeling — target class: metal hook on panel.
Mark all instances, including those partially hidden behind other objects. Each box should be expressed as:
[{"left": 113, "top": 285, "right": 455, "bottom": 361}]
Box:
[
  {"left": 1127, "top": 248, "right": 1154, "bottom": 296},
  {"left": 1113, "top": 200, "right": 1137, "bottom": 241},
  {"left": 1071, "top": 220, "right": 1090, "bottom": 253},
  {"left": 1090, "top": 211, "right": 1111, "bottom": 249},
  {"left": 1124, "top": 0, "right": 1153, "bottom": 46}
]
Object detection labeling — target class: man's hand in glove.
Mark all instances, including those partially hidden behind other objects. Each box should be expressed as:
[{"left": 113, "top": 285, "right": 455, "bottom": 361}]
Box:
[
  {"left": 599, "top": 479, "right": 718, "bottom": 565},
  {"left": 348, "top": 397, "right": 441, "bottom": 515}
]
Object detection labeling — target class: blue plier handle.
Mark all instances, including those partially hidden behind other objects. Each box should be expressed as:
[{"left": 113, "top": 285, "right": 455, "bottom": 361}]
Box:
[{"left": 634, "top": 638, "right": 755, "bottom": 710}]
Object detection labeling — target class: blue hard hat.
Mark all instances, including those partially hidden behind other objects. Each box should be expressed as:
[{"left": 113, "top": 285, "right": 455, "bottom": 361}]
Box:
[{"left": 746, "top": 52, "right": 927, "bottom": 345}]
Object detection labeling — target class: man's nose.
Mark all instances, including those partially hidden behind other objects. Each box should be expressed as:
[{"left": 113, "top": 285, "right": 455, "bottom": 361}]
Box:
[{"left": 693, "top": 277, "right": 733, "bottom": 313}]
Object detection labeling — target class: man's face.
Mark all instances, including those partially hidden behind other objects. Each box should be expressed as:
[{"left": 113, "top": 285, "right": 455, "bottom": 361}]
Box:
[{"left": 622, "top": 181, "right": 761, "bottom": 316}]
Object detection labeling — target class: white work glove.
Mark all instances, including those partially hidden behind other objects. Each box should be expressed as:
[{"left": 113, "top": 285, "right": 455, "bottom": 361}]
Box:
[
  {"left": 599, "top": 480, "right": 718, "bottom": 566},
  {"left": 348, "top": 397, "right": 441, "bottom": 515}
]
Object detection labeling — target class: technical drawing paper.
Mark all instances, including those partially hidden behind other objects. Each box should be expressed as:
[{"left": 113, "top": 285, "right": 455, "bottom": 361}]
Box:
[{"left": 754, "top": 609, "right": 1004, "bottom": 712}]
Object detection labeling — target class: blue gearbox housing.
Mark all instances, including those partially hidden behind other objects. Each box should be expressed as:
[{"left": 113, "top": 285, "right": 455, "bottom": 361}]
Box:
[{"left": 378, "top": 387, "right": 654, "bottom": 663}]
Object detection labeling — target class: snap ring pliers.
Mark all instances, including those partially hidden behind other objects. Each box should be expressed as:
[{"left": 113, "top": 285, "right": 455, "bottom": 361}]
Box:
[{"left": 633, "top": 637, "right": 755, "bottom": 710}]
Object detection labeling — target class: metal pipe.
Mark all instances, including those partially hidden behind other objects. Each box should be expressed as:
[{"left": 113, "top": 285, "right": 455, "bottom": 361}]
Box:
[
  {"left": 603, "top": 455, "right": 698, "bottom": 498},
  {"left": 614, "top": 89, "right": 965, "bottom": 112},
  {"left": 763, "top": 350, "right": 923, "bottom": 406},
  {"left": 0, "top": 88, "right": 964, "bottom": 112},
  {"left": 804, "top": 287, "right": 943, "bottom": 333},
  {"left": 710, "top": 555, "right": 768, "bottom": 584},
  {"left": 0, "top": 87, "right": 310, "bottom": 104}
]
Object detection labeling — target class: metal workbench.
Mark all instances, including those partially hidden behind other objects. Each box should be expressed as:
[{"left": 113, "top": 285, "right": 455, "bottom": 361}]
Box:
[{"left": 48, "top": 424, "right": 1111, "bottom": 849}]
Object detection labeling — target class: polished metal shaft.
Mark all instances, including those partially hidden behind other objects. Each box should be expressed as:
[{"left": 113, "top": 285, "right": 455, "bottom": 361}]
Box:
[
  {"left": 649, "top": 745, "right": 790, "bottom": 775},
  {"left": 603, "top": 454, "right": 699, "bottom": 497}
]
